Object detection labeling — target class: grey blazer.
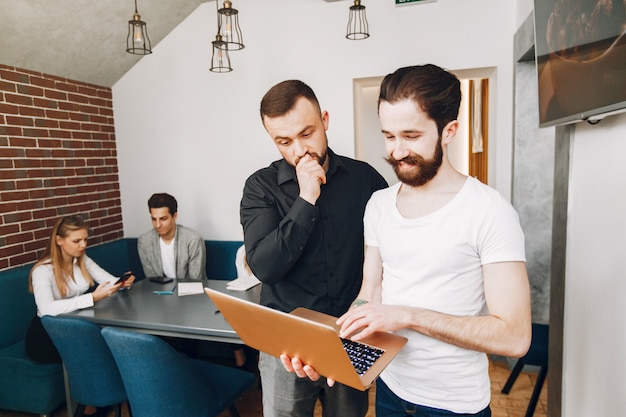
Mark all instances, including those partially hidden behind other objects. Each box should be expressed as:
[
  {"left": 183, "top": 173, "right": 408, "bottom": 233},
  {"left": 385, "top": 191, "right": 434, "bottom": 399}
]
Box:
[{"left": 137, "top": 224, "right": 207, "bottom": 280}]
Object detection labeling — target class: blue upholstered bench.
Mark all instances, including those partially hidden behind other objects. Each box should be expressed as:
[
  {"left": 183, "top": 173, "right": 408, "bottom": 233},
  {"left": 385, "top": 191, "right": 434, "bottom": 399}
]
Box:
[
  {"left": 85, "top": 238, "right": 244, "bottom": 281},
  {"left": 0, "top": 264, "right": 66, "bottom": 416},
  {"left": 0, "top": 238, "right": 243, "bottom": 416}
]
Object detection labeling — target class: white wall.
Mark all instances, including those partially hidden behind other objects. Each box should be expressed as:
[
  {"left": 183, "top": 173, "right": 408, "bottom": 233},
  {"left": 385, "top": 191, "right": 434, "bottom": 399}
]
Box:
[
  {"left": 115, "top": 0, "right": 626, "bottom": 413},
  {"left": 514, "top": 0, "right": 626, "bottom": 414},
  {"left": 563, "top": 112, "right": 626, "bottom": 416},
  {"left": 113, "top": 0, "right": 517, "bottom": 239}
]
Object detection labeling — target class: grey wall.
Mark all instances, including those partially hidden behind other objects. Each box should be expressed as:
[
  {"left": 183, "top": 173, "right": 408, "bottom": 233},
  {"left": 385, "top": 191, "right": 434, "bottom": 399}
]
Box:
[{"left": 512, "top": 14, "right": 553, "bottom": 324}]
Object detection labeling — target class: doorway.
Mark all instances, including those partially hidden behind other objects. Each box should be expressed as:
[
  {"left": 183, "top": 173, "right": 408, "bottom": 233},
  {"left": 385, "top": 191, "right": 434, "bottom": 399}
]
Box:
[{"left": 353, "top": 67, "right": 495, "bottom": 186}]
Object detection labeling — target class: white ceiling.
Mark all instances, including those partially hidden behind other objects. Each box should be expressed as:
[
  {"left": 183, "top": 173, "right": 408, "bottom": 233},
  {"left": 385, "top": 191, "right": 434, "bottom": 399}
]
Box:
[{"left": 0, "top": 0, "right": 208, "bottom": 87}]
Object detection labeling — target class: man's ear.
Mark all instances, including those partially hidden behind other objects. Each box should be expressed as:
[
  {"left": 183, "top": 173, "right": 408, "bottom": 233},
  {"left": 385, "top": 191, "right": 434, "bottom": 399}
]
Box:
[
  {"left": 441, "top": 120, "right": 458, "bottom": 145},
  {"left": 321, "top": 110, "right": 329, "bottom": 131}
]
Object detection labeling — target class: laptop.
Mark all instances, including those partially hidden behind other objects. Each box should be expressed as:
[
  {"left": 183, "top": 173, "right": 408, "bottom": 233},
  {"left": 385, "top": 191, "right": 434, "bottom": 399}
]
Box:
[{"left": 205, "top": 288, "right": 407, "bottom": 391}]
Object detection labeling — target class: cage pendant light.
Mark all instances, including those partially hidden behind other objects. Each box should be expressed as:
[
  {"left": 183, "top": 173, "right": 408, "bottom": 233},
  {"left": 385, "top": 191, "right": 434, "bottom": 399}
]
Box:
[
  {"left": 210, "top": 34, "right": 233, "bottom": 73},
  {"left": 126, "top": 0, "right": 152, "bottom": 54},
  {"left": 346, "top": 0, "right": 369, "bottom": 40},
  {"left": 216, "top": 0, "right": 244, "bottom": 51}
]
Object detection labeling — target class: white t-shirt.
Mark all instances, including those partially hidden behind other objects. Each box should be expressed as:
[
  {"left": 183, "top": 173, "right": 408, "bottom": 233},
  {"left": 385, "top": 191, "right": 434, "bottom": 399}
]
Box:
[
  {"left": 159, "top": 237, "right": 176, "bottom": 278},
  {"left": 364, "top": 177, "right": 526, "bottom": 413}
]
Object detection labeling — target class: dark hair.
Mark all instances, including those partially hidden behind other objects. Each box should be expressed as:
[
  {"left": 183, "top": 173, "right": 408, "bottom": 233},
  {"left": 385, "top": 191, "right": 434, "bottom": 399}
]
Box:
[
  {"left": 147, "top": 193, "right": 178, "bottom": 216},
  {"left": 260, "top": 80, "right": 321, "bottom": 121},
  {"left": 378, "top": 64, "right": 461, "bottom": 135}
]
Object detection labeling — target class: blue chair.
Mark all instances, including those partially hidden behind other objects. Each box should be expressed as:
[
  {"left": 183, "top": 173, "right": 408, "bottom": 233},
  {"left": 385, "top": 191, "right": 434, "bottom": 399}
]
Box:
[
  {"left": 40, "top": 316, "right": 128, "bottom": 417},
  {"left": 501, "top": 323, "right": 549, "bottom": 417},
  {"left": 101, "top": 327, "right": 256, "bottom": 417}
]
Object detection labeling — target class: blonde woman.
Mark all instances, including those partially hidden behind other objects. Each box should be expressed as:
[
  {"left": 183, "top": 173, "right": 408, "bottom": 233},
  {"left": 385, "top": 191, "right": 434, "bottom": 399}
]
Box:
[{"left": 25, "top": 215, "right": 135, "bottom": 364}]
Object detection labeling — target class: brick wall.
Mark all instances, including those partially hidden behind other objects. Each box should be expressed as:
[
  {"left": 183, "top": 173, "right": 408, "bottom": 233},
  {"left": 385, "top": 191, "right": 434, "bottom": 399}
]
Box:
[{"left": 0, "top": 64, "right": 124, "bottom": 270}]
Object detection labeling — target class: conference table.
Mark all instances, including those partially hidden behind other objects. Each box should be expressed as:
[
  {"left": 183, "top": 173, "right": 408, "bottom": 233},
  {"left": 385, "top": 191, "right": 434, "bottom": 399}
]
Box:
[{"left": 60, "top": 278, "right": 261, "bottom": 414}]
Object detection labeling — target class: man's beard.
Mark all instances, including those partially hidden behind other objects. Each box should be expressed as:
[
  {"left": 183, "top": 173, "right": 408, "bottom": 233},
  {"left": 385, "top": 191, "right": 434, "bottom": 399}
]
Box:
[{"left": 385, "top": 137, "right": 443, "bottom": 187}]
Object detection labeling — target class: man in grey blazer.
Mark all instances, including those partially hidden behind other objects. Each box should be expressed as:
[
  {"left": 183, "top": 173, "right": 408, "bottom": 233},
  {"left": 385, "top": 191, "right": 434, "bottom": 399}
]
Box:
[{"left": 138, "top": 193, "right": 207, "bottom": 280}]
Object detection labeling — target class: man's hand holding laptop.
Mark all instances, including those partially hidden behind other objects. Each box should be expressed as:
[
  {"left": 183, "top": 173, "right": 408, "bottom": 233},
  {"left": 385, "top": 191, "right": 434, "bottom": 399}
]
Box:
[{"left": 280, "top": 298, "right": 405, "bottom": 387}]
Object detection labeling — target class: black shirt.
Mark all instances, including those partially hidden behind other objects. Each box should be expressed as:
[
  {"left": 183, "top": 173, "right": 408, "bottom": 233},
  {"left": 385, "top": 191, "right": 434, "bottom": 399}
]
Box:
[{"left": 240, "top": 149, "right": 388, "bottom": 316}]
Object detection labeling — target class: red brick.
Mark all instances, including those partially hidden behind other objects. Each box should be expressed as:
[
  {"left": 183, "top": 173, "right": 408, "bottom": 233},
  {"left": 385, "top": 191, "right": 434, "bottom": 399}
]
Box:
[
  {"left": 59, "top": 121, "right": 82, "bottom": 130},
  {"left": 0, "top": 126, "right": 22, "bottom": 136},
  {"left": 26, "top": 169, "right": 54, "bottom": 178},
  {"left": 0, "top": 146, "right": 25, "bottom": 157},
  {"left": 0, "top": 181, "right": 16, "bottom": 191},
  {"left": 6, "top": 116, "right": 34, "bottom": 126},
  {"left": 17, "top": 200, "right": 44, "bottom": 211},
  {"left": 100, "top": 107, "right": 114, "bottom": 117},
  {"left": 1, "top": 190, "right": 30, "bottom": 201},
  {"left": 96, "top": 89, "right": 113, "bottom": 100},
  {"left": 38, "top": 138, "right": 63, "bottom": 147},
  {"left": 58, "top": 101, "right": 80, "bottom": 112},
  {"left": 43, "top": 196, "right": 69, "bottom": 207},
  {"left": 35, "top": 118, "right": 59, "bottom": 128},
  {"left": 69, "top": 112, "right": 90, "bottom": 122},
  {"left": 25, "top": 148, "right": 51, "bottom": 158},
  {"left": 34, "top": 98, "right": 59, "bottom": 109},
  {"left": 0, "top": 102, "right": 19, "bottom": 114},
  {"left": 5, "top": 232, "right": 35, "bottom": 245},
  {"left": 48, "top": 129, "right": 73, "bottom": 139},
  {"left": 4, "top": 93, "right": 33, "bottom": 106},
  {"left": 89, "top": 97, "right": 107, "bottom": 107},
  {"left": 16, "top": 179, "right": 43, "bottom": 189},
  {"left": 17, "top": 84, "right": 44, "bottom": 97},
  {"left": 79, "top": 105, "right": 99, "bottom": 115},
  {"left": 71, "top": 131, "right": 91, "bottom": 140},
  {"left": 20, "top": 106, "right": 46, "bottom": 117},
  {"left": 0, "top": 80, "right": 16, "bottom": 92},
  {"left": 13, "top": 158, "right": 41, "bottom": 169},
  {"left": 0, "top": 224, "right": 20, "bottom": 236},
  {"left": 23, "top": 128, "right": 49, "bottom": 138},
  {"left": 0, "top": 69, "right": 29, "bottom": 83},
  {"left": 55, "top": 81, "right": 79, "bottom": 93},
  {"left": 21, "top": 219, "right": 47, "bottom": 232},
  {"left": 67, "top": 93, "right": 89, "bottom": 104},
  {"left": 62, "top": 139, "right": 85, "bottom": 148},
  {"left": 9, "top": 252, "right": 38, "bottom": 267},
  {"left": 0, "top": 202, "right": 18, "bottom": 213},
  {"left": 46, "top": 109, "right": 69, "bottom": 119},
  {"left": 30, "top": 76, "right": 56, "bottom": 89},
  {"left": 45, "top": 89, "right": 68, "bottom": 100},
  {"left": 42, "top": 178, "right": 67, "bottom": 187},
  {"left": 32, "top": 208, "right": 58, "bottom": 219}
]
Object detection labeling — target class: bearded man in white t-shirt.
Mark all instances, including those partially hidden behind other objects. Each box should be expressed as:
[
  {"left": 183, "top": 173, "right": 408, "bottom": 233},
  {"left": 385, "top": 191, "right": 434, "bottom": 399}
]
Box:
[
  {"left": 281, "top": 65, "right": 532, "bottom": 417},
  {"left": 138, "top": 193, "right": 207, "bottom": 280}
]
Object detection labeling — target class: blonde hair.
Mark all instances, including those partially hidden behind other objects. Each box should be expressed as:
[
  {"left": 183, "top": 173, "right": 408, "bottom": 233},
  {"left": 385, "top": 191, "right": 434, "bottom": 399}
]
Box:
[{"left": 29, "top": 216, "right": 94, "bottom": 297}]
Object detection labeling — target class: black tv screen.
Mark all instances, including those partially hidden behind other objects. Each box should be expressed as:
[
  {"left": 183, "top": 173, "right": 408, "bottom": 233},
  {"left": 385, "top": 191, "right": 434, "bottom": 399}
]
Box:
[{"left": 534, "top": 0, "right": 626, "bottom": 127}]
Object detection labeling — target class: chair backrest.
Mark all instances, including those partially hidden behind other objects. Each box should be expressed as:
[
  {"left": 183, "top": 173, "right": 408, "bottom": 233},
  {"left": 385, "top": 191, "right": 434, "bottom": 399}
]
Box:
[
  {"left": 101, "top": 327, "right": 222, "bottom": 417},
  {"left": 40, "top": 316, "right": 127, "bottom": 407},
  {"left": 524, "top": 323, "right": 549, "bottom": 366}
]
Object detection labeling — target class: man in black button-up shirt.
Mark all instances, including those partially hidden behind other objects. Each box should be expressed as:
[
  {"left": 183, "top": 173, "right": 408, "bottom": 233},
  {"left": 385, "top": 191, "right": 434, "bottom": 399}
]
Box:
[{"left": 240, "top": 80, "right": 387, "bottom": 417}]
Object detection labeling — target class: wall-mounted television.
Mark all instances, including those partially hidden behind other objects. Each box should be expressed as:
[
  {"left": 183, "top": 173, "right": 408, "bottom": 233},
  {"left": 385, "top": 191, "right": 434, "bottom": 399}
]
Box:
[{"left": 533, "top": 0, "right": 626, "bottom": 128}]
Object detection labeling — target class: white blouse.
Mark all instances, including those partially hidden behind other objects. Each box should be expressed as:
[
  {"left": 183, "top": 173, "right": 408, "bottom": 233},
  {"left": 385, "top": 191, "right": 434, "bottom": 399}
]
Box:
[{"left": 32, "top": 255, "right": 117, "bottom": 317}]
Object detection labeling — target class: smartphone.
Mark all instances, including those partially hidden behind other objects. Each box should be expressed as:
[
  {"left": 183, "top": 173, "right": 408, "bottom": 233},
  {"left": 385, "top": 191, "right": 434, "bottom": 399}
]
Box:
[{"left": 115, "top": 271, "right": 133, "bottom": 285}]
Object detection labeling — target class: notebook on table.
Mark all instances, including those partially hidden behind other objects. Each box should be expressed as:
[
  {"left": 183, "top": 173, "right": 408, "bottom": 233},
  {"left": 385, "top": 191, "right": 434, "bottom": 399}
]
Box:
[{"left": 204, "top": 288, "right": 407, "bottom": 391}]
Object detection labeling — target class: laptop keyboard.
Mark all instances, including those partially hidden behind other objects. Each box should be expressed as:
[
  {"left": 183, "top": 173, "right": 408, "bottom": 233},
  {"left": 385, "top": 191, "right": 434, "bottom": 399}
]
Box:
[{"left": 341, "top": 338, "right": 384, "bottom": 375}]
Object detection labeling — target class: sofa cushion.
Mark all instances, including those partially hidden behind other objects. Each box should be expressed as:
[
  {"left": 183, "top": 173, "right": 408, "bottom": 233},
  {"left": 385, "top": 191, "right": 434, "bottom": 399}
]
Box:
[
  {"left": 205, "top": 240, "right": 243, "bottom": 280},
  {"left": 0, "top": 341, "right": 65, "bottom": 414},
  {"left": 0, "top": 264, "right": 36, "bottom": 349},
  {"left": 87, "top": 238, "right": 145, "bottom": 280}
]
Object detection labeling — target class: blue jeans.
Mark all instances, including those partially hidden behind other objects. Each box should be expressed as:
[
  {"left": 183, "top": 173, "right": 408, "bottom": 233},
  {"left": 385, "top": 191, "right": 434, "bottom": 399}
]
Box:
[
  {"left": 259, "top": 352, "right": 369, "bottom": 417},
  {"left": 376, "top": 378, "right": 492, "bottom": 417}
]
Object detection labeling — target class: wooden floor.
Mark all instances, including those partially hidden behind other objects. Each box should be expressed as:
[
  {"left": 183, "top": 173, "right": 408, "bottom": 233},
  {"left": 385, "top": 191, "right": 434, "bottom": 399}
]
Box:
[{"left": 1, "top": 358, "right": 547, "bottom": 417}]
